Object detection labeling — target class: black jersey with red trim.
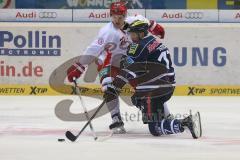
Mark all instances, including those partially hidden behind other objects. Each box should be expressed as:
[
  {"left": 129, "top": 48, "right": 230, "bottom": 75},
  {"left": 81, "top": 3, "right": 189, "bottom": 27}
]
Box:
[{"left": 126, "top": 35, "right": 175, "bottom": 84}]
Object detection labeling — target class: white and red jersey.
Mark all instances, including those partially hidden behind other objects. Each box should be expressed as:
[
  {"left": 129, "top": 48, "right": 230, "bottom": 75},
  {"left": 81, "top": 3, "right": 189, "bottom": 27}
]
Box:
[{"left": 82, "top": 15, "right": 150, "bottom": 66}]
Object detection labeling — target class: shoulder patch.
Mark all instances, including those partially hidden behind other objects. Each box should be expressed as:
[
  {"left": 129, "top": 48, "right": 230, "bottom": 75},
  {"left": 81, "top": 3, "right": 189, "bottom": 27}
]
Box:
[
  {"left": 97, "top": 38, "right": 104, "bottom": 45},
  {"left": 128, "top": 44, "right": 139, "bottom": 55}
]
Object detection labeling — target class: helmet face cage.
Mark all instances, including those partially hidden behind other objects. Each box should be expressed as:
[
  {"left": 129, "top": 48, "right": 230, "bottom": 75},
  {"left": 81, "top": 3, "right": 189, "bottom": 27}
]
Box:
[{"left": 110, "top": 2, "right": 127, "bottom": 16}]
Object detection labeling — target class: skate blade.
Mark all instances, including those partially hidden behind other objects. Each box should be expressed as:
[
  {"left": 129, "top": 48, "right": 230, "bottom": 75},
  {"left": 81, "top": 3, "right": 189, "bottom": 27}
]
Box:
[
  {"left": 112, "top": 126, "right": 126, "bottom": 134},
  {"left": 192, "top": 111, "right": 202, "bottom": 139}
]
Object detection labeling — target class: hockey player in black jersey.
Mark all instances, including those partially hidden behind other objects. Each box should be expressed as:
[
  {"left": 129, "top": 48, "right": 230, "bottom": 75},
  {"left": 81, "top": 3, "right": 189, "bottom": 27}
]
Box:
[{"left": 107, "top": 20, "right": 202, "bottom": 138}]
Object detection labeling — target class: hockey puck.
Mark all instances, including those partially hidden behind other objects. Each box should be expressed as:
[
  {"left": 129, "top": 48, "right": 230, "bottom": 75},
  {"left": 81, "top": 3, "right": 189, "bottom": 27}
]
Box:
[{"left": 58, "top": 138, "right": 65, "bottom": 142}]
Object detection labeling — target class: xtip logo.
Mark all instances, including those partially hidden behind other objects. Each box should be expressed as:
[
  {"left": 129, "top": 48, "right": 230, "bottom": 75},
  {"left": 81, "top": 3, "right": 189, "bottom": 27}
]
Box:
[
  {"left": 0, "top": 31, "right": 61, "bottom": 56},
  {"left": 30, "top": 86, "right": 48, "bottom": 95},
  {"left": 188, "top": 87, "right": 206, "bottom": 96}
]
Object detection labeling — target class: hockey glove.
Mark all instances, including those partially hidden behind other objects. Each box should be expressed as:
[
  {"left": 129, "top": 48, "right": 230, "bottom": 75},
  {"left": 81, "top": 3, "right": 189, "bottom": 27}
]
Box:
[
  {"left": 67, "top": 63, "right": 85, "bottom": 82},
  {"left": 149, "top": 20, "right": 165, "bottom": 39}
]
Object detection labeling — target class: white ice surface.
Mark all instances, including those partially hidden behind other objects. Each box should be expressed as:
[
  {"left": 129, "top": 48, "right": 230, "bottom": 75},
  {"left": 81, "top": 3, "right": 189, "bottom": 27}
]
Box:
[{"left": 0, "top": 96, "right": 240, "bottom": 160}]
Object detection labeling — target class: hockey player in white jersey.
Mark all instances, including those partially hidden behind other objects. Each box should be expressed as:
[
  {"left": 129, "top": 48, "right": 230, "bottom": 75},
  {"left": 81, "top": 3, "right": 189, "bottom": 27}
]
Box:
[{"left": 67, "top": 1, "right": 165, "bottom": 134}]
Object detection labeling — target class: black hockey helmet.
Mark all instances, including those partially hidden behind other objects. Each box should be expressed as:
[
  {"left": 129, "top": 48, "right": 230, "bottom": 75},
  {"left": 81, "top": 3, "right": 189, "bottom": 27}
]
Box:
[{"left": 128, "top": 20, "right": 149, "bottom": 36}]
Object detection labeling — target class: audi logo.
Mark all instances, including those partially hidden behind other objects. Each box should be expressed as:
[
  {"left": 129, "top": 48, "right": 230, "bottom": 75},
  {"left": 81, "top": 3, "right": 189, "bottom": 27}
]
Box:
[
  {"left": 185, "top": 12, "right": 204, "bottom": 19},
  {"left": 39, "top": 12, "right": 57, "bottom": 18}
]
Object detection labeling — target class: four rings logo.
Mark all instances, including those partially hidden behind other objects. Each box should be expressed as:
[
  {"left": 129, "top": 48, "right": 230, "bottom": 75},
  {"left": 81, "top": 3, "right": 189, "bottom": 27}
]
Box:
[
  {"left": 39, "top": 12, "right": 57, "bottom": 19},
  {"left": 185, "top": 12, "right": 204, "bottom": 19},
  {"left": 161, "top": 11, "right": 205, "bottom": 20},
  {"left": 15, "top": 11, "right": 57, "bottom": 19}
]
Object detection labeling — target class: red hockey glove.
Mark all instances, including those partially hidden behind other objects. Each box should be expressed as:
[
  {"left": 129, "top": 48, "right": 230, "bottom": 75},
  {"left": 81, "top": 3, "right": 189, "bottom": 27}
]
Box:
[
  {"left": 149, "top": 20, "right": 165, "bottom": 39},
  {"left": 67, "top": 63, "right": 85, "bottom": 82}
]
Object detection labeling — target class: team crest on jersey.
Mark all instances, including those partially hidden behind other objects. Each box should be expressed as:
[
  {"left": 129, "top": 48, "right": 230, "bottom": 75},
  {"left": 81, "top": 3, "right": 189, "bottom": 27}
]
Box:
[
  {"left": 128, "top": 44, "right": 138, "bottom": 55},
  {"left": 120, "top": 36, "right": 131, "bottom": 50},
  {"left": 97, "top": 38, "right": 104, "bottom": 45},
  {"left": 104, "top": 42, "right": 117, "bottom": 51}
]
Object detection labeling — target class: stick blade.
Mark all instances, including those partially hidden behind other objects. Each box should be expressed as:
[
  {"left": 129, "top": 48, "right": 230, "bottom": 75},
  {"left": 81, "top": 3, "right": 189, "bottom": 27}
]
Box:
[{"left": 65, "top": 131, "right": 77, "bottom": 142}]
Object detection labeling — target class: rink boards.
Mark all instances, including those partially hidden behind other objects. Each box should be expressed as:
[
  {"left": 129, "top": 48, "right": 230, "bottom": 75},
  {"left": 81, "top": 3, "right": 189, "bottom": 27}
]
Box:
[
  {"left": 0, "top": 23, "right": 240, "bottom": 96},
  {"left": 0, "top": 84, "right": 240, "bottom": 96}
]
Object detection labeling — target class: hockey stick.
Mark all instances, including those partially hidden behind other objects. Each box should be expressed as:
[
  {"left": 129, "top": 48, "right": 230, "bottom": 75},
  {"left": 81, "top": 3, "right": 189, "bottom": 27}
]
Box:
[
  {"left": 72, "top": 79, "right": 98, "bottom": 140},
  {"left": 65, "top": 99, "right": 106, "bottom": 142}
]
